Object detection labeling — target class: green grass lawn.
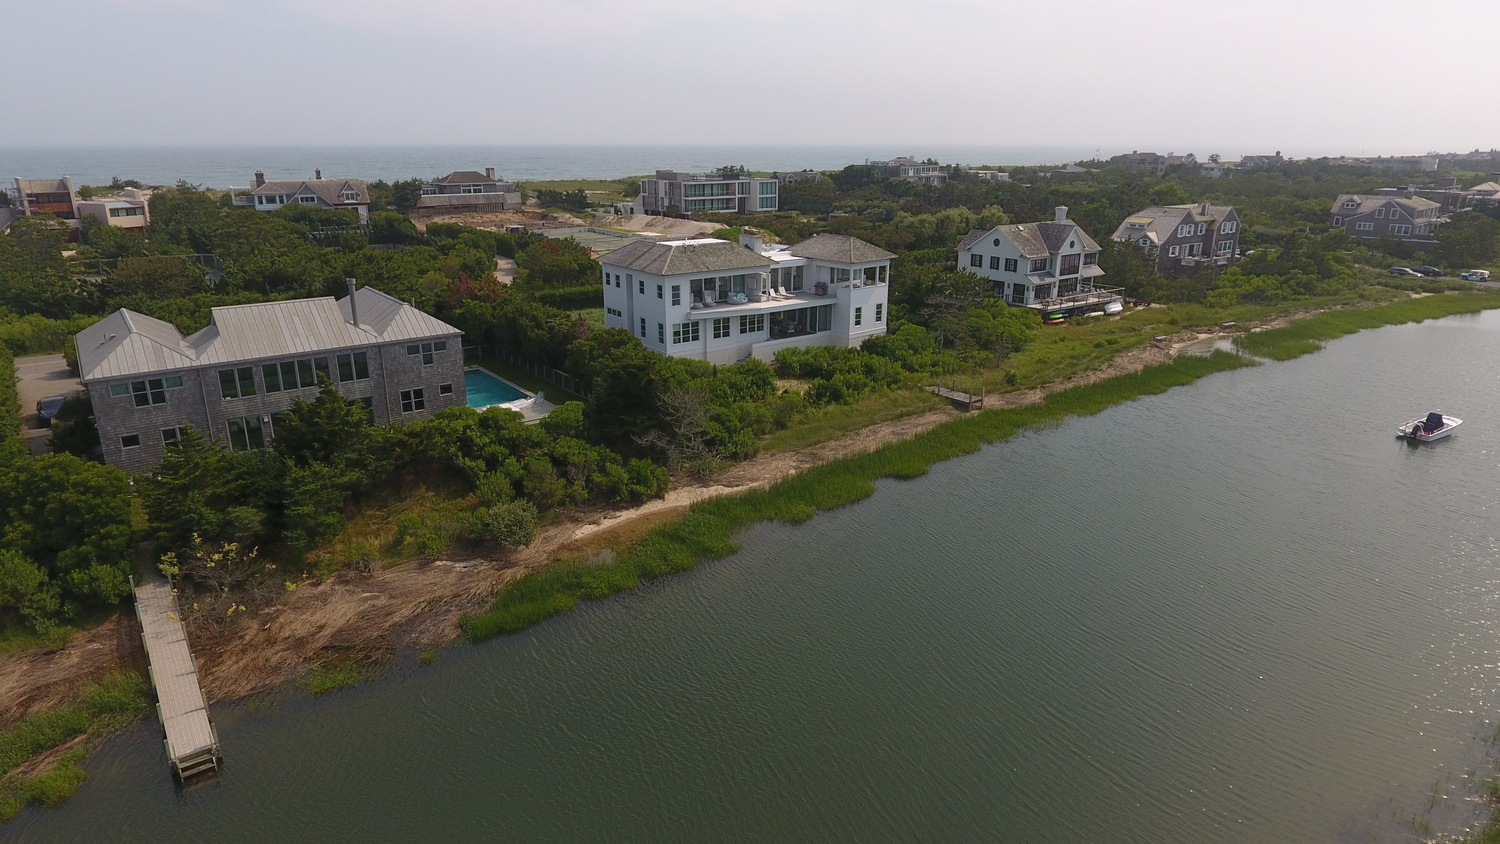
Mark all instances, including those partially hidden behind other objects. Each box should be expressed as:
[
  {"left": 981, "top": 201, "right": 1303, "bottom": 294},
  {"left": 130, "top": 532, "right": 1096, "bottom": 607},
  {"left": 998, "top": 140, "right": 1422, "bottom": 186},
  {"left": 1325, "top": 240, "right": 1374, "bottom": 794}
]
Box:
[
  {"left": 762, "top": 388, "right": 945, "bottom": 453},
  {"left": 519, "top": 178, "right": 643, "bottom": 194}
]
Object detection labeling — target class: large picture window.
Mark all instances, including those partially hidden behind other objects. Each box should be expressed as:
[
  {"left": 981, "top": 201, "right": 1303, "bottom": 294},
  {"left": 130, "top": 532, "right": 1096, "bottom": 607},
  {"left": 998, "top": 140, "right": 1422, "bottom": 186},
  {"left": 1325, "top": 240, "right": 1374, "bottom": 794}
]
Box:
[
  {"left": 1058, "top": 253, "right": 1081, "bottom": 276},
  {"left": 672, "top": 322, "right": 700, "bottom": 344},
  {"left": 739, "top": 314, "right": 766, "bottom": 334},
  {"left": 227, "top": 416, "right": 265, "bottom": 451},
  {"left": 336, "top": 351, "right": 370, "bottom": 382},
  {"left": 768, "top": 305, "right": 832, "bottom": 340},
  {"left": 218, "top": 367, "right": 256, "bottom": 400},
  {"left": 130, "top": 378, "right": 168, "bottom": 407},
  {"left": 400, "top": 389, "right": 426, "bottom": 413}
]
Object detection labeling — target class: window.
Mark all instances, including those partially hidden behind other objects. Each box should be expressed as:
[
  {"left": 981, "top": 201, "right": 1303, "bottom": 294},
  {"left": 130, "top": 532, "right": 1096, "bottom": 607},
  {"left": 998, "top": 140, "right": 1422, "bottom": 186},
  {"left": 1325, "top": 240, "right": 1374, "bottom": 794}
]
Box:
[
  {"left": 1004, "top": 258, "right": 1018, "bottom": 272},
  {"left": 218, "top": 367, "right": 256, "bottom": 400},
  {"left": 336, "top": 352, "right": 370, "bottom": 382},
  {"left": 603, "top": 271, "right": 610, "bottom": 287},
  {"left": 262, "top": 362, "right": 281, "bottom": 392},
  {"left": 1217, "top": 240, "right": 1233, "bottom": 254},
  {"left": 298, "top": 195, "right": 318, "bottom": 204},
  {"left": 1388, "top": 208, "right": 1402, "bottom": 221},
  {"left": 1169, "top": 245, "right": 1180, "bottom": 257},
  {"left": 131, "top": 379, "right": 167, "bottom": 407},
  {"left": 1343, "top": 200, "right": 1358, "bottom": 209},
  {"left": 970, "top": 254, "right": 983, "bottom": 268},
  {"left": 739, "top": 314, "right": 765, "bottom": 334},
  {"left": 1355, "top": 222, "right": 1374, "bottom": 231},
  {"left": 400, "top": 388, "right": 426, "bottom": 413},
  {"left": 606, "top": 307, "right": 623, "bottom": 318},
  {"left": 1058, "top": 254, "right": 1081, "bottom": 276},
  {"left": 875, "top": 303, "right": 884, "bottom": 322},
  {"left": 1223, "top": 221, "right": 1237, "bottom": 233},
  {"left": 671, "top": 285, "right": 681, "bottom": 306},
  {"left": 1197, "top": 223, "right": 1206, "bottom": 235},
  {"left": 989, "top": 256, "right": 1001, "bottom": 270},
  {"left": 1083, "top": 252, "right": 1098, "bottom": 266},
  {"left": 1178, "top": 225, "right": 1190, "bottom": 237},
  {"left": 1029, "top": 258, "right": 1048, "bottom": 273},
  {"left": 712, "top": 317, "right": 731, "bottom": 339},
  {"left": 639, "top": 278, "right": 645, "bottom": 294},
  {"left": 855, "top": 307, "right": 863, "bottom": 327},
  {"left": 657, "top": 323, "right": 664, "bottom": 344},
  {"left": 267, "top": 357, "right": 331, "bottom": 392},
  {"left": 109, "top": 383, "right": 130, "bottom": 398},
  {"left": 657, "top": 284, "right": 664, "bottom": 299},
  {"left": 758, "top": 196, "right": 776, "bottom": 210},
  {"left": 1332, "top": 216, "right": 1343, "bottom": 226},
  {"left": 120, "top": 434, "right": 141, "bottom": 449},
  {"left": 640, "top": 317, "right": 646, "bottom": 338},
  {"left": 759, "top": 181, "right": 777, "bottom": 195},
  {"left": 439, "top": 383, "right": 453, "bottom": 395},
  {"left": 1375, "top": 207, "right": 1386, "bottom": 218},
  {"left": 1390, "top": 224, "right": 1411, "bottom": 236},
  {"left": 161, "top": 427, "right": 183, "bottom": 445},
  {"left": 227, "top": 416, "right": 265, "bottom": 451},
  {"left": 671, "top": 321, "right": 700, "bottom": 344}
]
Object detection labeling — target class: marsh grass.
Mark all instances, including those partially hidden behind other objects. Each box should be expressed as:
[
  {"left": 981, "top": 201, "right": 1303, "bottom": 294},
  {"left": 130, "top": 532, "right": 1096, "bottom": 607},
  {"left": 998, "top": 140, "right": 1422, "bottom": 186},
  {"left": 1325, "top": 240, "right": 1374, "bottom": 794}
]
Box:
[
  {"left": 0, "top": 673, "right": 150, "bottom": 823},
  {"left": 302, "top": 663, "right": 366, "bottom": 696},
  {"left": 461, "top": 351, "right": 1256, "bottom": 641},
  {"left": 1235, "top": 291, "right": 1500, "bottom": 360}
]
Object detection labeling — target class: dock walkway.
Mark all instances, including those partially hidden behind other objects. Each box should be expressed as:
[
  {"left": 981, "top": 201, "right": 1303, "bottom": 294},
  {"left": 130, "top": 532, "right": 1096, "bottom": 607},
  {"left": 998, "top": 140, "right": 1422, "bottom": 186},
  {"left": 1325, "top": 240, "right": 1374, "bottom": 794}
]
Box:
[
  {"left": 926, "top": 384, "right": 986, "bottom": 411},
  {"left": 132, "top": 574, "right": 221, "bottom": 779}
]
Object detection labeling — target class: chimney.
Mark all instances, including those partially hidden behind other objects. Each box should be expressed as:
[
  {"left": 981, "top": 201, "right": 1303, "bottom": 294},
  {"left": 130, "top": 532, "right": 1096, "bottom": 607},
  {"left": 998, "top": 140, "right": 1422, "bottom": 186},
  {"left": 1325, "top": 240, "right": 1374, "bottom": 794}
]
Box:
[
  {"left": 739, "top": 227, "right": 765, "bottom": 253},
  {"left": 254, "top": 170, "right": 265, "bottom": 188},
  {"left": 484, "top": 167, "right": 496, "bottom": 180},
  {"left": 346, "top": 278, "right": 359, "bottom": 327},
  {"left": 1054, "top": 206, "right": 1068, "bottom": 223},
  {"left": 1200, "top": 202, "right": 1210, "bottom": 215},
  {"left": 315, "top": 168, "right": 322, "bottom": 180}
]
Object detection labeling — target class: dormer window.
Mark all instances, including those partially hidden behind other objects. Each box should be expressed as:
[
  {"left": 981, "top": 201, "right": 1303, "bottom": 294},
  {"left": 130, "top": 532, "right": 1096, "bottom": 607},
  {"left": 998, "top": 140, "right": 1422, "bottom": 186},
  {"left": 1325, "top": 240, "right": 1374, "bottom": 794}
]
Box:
[
  {"left": 298, "top": 195, "right": 318, "bottom": 204},
  {"left": 1342, "top": 200, "right": 1358, "bottom": 209},
  {"left": 341, "top": 191, "right": 358, "bottom": 201}
]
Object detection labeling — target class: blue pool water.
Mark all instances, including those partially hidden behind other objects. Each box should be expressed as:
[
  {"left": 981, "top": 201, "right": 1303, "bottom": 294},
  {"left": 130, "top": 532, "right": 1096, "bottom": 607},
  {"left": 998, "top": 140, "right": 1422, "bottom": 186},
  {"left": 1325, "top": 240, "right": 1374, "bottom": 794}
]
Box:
[{"left": 465, "top": 369, "right": 527, "bottom": 408}]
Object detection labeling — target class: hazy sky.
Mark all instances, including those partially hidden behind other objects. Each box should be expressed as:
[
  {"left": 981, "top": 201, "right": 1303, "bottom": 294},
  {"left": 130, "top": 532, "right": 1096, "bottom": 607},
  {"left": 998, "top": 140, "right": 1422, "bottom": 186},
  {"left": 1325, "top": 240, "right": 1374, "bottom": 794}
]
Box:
[{"left": 3, "top": 0, "right": 1495, "bottom": 157}]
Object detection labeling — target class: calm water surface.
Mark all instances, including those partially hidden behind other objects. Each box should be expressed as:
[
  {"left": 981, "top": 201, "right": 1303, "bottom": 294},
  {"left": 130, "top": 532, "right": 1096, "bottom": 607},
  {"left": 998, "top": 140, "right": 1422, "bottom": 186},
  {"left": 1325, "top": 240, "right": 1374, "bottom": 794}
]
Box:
[{"left": 13, "top": 313, "right": 1500, "bottom": 843}]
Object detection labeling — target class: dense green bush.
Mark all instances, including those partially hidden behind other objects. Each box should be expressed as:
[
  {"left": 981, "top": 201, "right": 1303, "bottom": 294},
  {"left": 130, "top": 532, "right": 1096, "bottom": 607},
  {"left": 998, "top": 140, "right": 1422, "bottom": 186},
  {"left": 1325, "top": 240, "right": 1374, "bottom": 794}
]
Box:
[{"left": 0, "top": 344, "right": 18, "bottom": 443}]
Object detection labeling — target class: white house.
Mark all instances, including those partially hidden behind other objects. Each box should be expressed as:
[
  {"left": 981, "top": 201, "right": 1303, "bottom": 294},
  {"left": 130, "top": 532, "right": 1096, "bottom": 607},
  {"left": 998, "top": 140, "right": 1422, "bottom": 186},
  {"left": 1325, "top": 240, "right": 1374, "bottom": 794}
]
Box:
[
  {"left": 956, "top": 207, "right": 1107, "bottom": 308},
  {"left": 600, "top": 231, "right": 894, "bottom": 364},
  {"left": 231, "top": 170, "right": 370, "bottom": 223}
]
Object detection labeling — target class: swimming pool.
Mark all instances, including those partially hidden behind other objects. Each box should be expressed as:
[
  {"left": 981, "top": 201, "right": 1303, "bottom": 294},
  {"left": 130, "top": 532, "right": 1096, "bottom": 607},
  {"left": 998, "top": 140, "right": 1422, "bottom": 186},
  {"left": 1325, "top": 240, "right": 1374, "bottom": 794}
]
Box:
[{"left": 465, "top": 369, "right": 528, "bottom": 408}]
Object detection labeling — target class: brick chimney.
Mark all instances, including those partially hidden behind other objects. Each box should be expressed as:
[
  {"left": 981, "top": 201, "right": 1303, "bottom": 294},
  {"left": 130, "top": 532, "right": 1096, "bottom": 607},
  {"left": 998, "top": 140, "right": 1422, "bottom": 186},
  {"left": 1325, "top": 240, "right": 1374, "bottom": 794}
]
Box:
[
  {"left": 315, "top": 168, "right": 322, "bottom": 180},
  {"left": 484, "top": 167, "right": 496, "bottom": 180},
  {"left": 254, "top": 170, "right": 265, "bottom": 187},
  {"left": 1054, "top": 206, "right": 1068, "bottom": 223}
]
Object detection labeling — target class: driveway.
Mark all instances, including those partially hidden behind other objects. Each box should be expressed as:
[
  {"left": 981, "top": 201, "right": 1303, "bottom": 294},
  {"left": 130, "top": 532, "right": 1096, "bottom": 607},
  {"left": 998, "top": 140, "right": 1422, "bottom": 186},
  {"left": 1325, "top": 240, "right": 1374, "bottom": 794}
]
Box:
[{"left": 14, "top": 353, "right": 83, "bottom": 455}]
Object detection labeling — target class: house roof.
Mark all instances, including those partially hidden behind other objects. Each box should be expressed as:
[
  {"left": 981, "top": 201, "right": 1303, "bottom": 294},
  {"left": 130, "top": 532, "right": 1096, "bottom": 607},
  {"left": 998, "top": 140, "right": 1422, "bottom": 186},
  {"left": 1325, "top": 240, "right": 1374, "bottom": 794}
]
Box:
[
  {"left": 1331, "top": 194, "right": 1441, "bottom": 215},
  {"left": 960, "top": 220, "right": 1101, "bottom": 256},
  {"left": 431, "top": 171, "right": 497, "bottom": 185},
  {"left": 1466, "top": 181, "right": 1500, "bottom": 197},
  {"left": 602, "top": 238, "right": 773, "bottom": 276},
  {"left": 76, "top": 287, "right": 458, "bottom": 381},
  {"left": 957, "top": 229, "right": 988, "bottom": 251},
  {"left": 1110, "top": 204, "right": 1237, "bottom": 244},
  {"left": 15, "top": 178, "right": 73, "bottom": 195},
  {"left": 250, "top": 178, "right": 369, "bottom": 205},
  {"left": 786, "top": 234, "right": 895, "bottom": 264}
]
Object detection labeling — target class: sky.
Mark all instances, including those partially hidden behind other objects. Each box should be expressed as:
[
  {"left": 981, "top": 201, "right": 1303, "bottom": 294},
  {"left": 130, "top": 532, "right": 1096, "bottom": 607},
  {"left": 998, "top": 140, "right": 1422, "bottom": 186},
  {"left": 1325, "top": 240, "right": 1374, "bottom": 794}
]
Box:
[{"left": 2, "top": 0, "right": 1496, "bottom": 157}]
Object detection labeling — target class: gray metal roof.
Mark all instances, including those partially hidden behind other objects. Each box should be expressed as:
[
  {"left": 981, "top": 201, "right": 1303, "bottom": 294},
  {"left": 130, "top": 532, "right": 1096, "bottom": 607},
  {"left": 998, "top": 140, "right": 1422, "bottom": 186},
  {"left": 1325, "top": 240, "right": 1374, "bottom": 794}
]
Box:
[
  {"left": 787, "top": 234, "right": 895, "bottom": 264},
  {"left": 603, "top": 238, "right": 773, "bottom": 276},
  {"left": 77, "top": 287, "right": 458, "bottom": 381}
]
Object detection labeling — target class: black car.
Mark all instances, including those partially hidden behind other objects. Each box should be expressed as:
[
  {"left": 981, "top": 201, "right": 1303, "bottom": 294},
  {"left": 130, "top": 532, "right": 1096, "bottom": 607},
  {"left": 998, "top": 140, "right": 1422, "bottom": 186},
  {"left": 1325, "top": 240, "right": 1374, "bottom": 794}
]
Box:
[
  {"left": 1414, "top": 266, "right": 1444, "bottom": 277},
  {"left": 36, "top": 395, "right": 66, "bottom": 426}
]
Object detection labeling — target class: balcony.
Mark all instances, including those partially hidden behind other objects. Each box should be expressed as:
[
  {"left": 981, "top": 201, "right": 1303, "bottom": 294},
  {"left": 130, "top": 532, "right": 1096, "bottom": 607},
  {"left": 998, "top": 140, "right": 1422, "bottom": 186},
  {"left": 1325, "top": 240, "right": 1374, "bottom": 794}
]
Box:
[{"left": 1026, "top": 285, "right": 1125, "bottom": 312}]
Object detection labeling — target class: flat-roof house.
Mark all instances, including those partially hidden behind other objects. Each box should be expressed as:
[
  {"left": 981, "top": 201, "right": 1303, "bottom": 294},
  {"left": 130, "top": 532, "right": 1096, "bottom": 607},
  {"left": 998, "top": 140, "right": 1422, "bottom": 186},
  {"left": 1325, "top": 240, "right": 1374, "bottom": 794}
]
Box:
[
  {"left": 1111, "top": 203, "right": 1242, "bottom": 273},
  {"left": 957, "top": 207, "right": 1114, "bottom": 310},
  {"left": 231, "top": 171, "right": 371, "bottom": 223},
  {"left": 78, "top": 285, "right": 463, "bottom": 472},
  {"left": 600, "top": 231, "right": 893, "bottom": 364},
  {"left": 868, "top": 157, "right": 947, "bottom": 186},
  {"left": 1330, "top": 194, "right": 1445, "bottom": 242},
  {"left": 77, "top": 187, "right": 151, "bottom": 235},
  {"left": 416, "top": 168, "right": 523, "bottom": 215},
  {"left": 638, "top": 169, "right": 779, "bottom": 216}
]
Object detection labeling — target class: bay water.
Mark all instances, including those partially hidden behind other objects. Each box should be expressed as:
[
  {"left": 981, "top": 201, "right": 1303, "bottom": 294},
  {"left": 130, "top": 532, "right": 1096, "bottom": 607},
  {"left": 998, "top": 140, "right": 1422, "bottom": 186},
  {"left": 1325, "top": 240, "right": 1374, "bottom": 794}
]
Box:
[{"left": 12, "top": 312, "right": 1500, "bottom": 842}]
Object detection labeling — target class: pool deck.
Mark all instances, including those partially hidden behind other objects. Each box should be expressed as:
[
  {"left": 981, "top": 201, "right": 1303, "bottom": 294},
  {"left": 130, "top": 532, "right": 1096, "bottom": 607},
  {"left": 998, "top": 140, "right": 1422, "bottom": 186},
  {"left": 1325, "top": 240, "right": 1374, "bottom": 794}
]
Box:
[{"left": 465, "top": 366, "right": 556, "bottom": 423}]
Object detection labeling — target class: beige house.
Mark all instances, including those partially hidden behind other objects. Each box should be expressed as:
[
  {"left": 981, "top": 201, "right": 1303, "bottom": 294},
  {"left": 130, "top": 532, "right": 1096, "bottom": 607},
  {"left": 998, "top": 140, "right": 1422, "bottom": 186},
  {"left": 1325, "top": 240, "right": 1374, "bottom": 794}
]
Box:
[{"left": 77, "top": 187, "right": 151, "bottom": 234}]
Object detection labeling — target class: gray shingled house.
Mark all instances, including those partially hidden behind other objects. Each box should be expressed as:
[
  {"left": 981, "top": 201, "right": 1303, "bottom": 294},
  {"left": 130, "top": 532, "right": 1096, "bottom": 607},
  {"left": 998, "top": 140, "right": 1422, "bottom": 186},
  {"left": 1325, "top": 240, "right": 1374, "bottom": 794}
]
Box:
[
  {"left": 78, "top": 285, "right": 465, "bottom": 473},
  {"left": 1111, "top": 203, "right": 1242, "bottom": 273}
]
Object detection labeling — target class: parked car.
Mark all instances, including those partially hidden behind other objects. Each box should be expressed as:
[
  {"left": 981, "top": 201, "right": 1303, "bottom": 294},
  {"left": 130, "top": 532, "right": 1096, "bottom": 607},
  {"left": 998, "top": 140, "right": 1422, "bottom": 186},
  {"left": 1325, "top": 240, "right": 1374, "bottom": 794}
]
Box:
[
  {"left": 1414, "top": 266, "right": 1444, "bottom": 277},
  {"left": 1388, "top": 266, "right": 1423, "bottom": 278},
  {"left": 35, "top": 396, "right": 66, "bottom": 426},
  {"left": 1460, "top": 270, "right": 1491, "bottom": 281}
]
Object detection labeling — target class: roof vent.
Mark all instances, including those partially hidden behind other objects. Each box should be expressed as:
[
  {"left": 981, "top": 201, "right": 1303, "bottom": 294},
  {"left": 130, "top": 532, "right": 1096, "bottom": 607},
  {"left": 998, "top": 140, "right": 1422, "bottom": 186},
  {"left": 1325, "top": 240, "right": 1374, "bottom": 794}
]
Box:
[{"left": 346, "top": 278, "right": 359, "bottom": 327}]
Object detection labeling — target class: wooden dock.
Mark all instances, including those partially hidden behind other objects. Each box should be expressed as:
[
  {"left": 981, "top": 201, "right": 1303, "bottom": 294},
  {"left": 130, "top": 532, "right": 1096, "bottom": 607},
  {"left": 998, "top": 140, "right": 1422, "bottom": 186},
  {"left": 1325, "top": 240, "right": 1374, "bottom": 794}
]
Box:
[
  {"left": 132, "top": 574, "right": 221, "bottom": 779},
  {"left": 927, "top": 384, "right": 986, "bottom": 411}
]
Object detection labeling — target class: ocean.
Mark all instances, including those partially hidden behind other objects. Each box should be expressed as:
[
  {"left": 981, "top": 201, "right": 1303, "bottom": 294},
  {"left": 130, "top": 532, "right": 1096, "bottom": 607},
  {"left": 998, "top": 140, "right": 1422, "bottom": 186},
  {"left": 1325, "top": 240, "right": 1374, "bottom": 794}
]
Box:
[{"left": 0, "top": 143, "right": 1127, "bottom": 189}]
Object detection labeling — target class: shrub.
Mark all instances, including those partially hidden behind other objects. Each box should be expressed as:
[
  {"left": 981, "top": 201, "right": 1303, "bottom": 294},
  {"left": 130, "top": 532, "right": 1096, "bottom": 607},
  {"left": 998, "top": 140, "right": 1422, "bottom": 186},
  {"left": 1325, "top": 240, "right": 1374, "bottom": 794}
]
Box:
[{"left": 477, "top": 500, "right": 539, "bottom": 548}]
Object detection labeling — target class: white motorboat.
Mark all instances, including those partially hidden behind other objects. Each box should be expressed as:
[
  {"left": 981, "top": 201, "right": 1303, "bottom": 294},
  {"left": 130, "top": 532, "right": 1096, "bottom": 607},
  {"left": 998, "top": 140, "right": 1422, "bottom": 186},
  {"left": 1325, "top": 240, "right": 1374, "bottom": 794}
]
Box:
[{"left": 1398, "top": 411, "right": 1462, "bottom": 442}]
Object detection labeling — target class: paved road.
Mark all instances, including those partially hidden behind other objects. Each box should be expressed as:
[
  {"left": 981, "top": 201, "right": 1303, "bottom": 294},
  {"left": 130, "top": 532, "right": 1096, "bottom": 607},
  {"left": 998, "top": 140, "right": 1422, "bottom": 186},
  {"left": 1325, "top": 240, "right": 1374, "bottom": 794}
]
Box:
[{"left": 14, "top": 354, "right": 83, "bottom": 455}]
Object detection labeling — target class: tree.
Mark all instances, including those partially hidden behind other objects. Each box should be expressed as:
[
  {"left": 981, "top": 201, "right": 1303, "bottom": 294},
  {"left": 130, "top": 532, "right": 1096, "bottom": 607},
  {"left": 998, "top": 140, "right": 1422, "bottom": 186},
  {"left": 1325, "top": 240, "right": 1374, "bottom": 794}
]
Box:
[
  {"left": 48, "top": 395, "right": 101, "bottom": 461},
  {"left": 101, "top": 256, "right": 208, "bottom": 301},
  {"left": 1435, "top": 212, "right": 1500, "bottom": 269}
]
